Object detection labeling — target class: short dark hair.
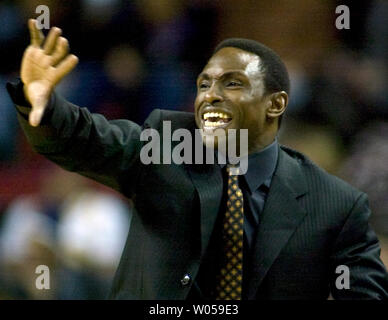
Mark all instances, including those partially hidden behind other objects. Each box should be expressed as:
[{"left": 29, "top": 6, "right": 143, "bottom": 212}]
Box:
[{"left": 213, "top": 38, "right": 290, "bottom": 127}]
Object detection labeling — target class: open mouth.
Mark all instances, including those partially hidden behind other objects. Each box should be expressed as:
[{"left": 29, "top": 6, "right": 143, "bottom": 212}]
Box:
[{"left": 201, "top": 111, "right": 233, "bottom": 131}]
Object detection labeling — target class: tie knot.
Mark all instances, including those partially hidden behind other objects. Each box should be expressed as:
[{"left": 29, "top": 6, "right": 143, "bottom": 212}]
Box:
[{"left": 227, "top": 164, "right": 240, "bottom": 176}]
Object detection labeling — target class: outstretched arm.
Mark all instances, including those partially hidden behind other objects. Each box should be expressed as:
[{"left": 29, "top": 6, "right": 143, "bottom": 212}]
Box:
[{"left": 7, "top": 20, "right": 146, "bottom": 195}]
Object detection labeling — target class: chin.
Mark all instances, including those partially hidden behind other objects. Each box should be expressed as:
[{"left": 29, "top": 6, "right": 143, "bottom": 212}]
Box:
[{"left": 200, "top": 129, "right": 229, "bottom": 153}]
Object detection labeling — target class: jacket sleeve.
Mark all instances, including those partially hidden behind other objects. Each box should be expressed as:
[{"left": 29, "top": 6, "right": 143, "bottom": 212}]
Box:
[
  {"left": 330, "top": 192, "right": 388, "bottom": 300},
  {"left": 6, "top": 78, "right": 148, "bottom": 196}
]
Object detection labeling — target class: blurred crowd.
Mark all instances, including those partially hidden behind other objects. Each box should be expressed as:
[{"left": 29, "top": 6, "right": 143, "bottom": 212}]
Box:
[{"left": 0, "top": 0, "right": 388, "bottom": 299}]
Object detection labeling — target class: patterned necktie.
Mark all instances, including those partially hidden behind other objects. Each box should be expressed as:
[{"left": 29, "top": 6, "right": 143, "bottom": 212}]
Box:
[{"left": 215, "top": 165, "right": 244, "bottom": 300}]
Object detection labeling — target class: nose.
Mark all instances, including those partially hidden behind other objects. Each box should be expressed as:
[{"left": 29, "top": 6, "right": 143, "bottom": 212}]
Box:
[{"left": 204, "top": 83, "right": 224, "bottom": 104}]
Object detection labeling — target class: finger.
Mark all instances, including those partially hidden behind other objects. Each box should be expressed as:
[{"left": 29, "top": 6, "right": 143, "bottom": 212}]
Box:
[
  {"left": 52, "top": 54, "right": 79, "bottom": 84},
  {"left": 51, "top": 37, "right": 69, "bottom": 66},
  {"left": 29, "top": 107, "right": 45, "bottom": 127},
  {"left": 43, "top": 27, "right": 62, "bottom": 55},
  {"left": 28, "top": 19, "right": 44, "bottom": 47}
]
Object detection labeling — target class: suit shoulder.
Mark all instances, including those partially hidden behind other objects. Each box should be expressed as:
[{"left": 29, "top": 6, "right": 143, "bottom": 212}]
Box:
[
  {"left": 143, "top": 109, "right": 196, "bottom": 131},
  {"left": 280, "top": 144, "right": 363, "bottom": 200}
]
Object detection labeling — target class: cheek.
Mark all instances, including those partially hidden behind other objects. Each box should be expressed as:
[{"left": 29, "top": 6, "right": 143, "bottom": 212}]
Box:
[
  {"left": 194, "top": 94, "right": 201, "bottom": 114},
  {"left": 243, "top": 103, "right": 266, "bottom": 128},
  {"left": 194, "top": 94, "right": 200, "bottom": 108},
  {"left": 239, "top": 97, "right": 259, "bottom": 117},
  {"left": 194, "top": 95, "right": 203, "bottom": 125}
]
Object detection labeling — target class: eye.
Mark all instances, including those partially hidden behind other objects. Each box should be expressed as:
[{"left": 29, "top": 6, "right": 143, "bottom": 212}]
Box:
[
  {"left": 198, "top": 82, "right": 210, "bottom": 90},
  {"left": 226, "top": 81, "right": 242, "bottom": 87}
]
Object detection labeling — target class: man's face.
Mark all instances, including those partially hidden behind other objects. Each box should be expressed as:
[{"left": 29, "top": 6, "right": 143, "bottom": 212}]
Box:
[{"left": 194, "top": 47, "right": 270, "bottom": 154}]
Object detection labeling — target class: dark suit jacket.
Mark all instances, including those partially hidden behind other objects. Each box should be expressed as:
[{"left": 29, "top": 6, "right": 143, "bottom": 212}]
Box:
[{"left": 12, "top": 90, "right": 388, "bottom": 300}]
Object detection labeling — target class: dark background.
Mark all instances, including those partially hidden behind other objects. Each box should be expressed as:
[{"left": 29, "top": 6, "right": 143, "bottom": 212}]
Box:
[{"left": 0, "top": 0, "right": 387, "bottom": 299}]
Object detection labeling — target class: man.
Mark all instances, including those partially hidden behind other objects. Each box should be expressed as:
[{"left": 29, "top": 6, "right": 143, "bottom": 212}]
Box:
[{"left": 6, "top": 19, "right": 388, "bottom": 300}]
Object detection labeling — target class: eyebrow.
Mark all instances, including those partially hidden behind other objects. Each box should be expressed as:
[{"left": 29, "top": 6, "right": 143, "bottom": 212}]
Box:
[{"left": 197, "top": 70, "right": 247, "bottom": 81}]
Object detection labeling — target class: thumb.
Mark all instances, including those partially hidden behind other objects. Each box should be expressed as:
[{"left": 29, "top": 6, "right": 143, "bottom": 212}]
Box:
[
  {"left": 29, "top": 107, "right": 45, "bottom": 127},
  {"left": 25, "top": 81, "right": 51, "bottom": 127}
]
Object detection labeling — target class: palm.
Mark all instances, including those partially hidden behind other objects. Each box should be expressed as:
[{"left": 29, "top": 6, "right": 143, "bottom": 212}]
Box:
[{"left": 21, "top": 47, "right": 54, "bottom": 85}]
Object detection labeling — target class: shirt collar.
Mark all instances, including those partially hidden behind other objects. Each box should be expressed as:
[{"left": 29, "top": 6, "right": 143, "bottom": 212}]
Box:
[
  {"left": 243, "top": 139, "right": 278, "bottom": 193},
  {"left": 215, "top": 139, "right": 279, "bottom": 192}
]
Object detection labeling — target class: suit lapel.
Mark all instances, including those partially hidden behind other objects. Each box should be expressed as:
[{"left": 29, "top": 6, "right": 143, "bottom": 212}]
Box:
[
  {"left": 246, "top": 146, "right": 308, "bottom": 298},
  {"left": 186, "top": 162, "right": 224, "bottom": 257},
  {"left": 175, "top": 116, "right": 224, "bottom": 257}
]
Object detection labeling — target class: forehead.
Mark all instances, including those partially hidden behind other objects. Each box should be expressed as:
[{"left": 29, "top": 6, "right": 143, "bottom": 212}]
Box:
[{"left": 201, "top": 47, "right": 262, "bottom": 79}]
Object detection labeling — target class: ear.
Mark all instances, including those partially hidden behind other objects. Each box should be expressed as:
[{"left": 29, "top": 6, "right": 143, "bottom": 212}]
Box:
[{"left": 266, "top": 91, "right": 288, "bottom": 119}]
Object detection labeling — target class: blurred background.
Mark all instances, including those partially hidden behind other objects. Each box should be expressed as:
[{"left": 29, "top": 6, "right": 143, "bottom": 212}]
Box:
[{"left": 0, "top": 0, "right": 388, "bottom": 299}]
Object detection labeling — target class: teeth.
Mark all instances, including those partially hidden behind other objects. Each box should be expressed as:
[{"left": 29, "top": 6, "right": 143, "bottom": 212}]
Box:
[
  {"left": 203, "top": 112, "right": 231, "bottom": 120},
  {"left": 204, "top": 120, "right": 227, "bottom": 127}
]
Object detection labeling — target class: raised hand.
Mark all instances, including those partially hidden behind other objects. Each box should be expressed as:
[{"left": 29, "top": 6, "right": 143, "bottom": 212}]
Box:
[{"left": 21, "top": 19, "right": 79, "bottom": 127}]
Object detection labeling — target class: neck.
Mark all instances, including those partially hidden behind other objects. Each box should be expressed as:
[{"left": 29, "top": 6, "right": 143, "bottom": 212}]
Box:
[{"left": 248, "top": 133, "right": 277, "bottom": 155}]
